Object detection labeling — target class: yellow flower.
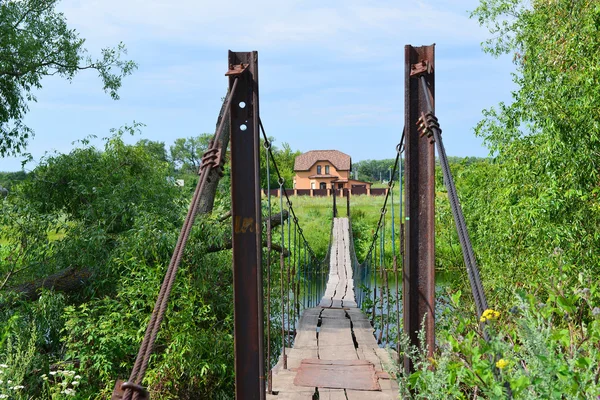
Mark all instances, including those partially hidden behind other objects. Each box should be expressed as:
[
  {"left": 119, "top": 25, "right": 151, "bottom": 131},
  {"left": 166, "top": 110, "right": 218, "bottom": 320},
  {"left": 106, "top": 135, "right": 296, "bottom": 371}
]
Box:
[
  {"left": 480, "top": 308, "right": 501, "bottom": 322},
  {"left": 496, "top": 359, "right": 509, "bottom": 369}
]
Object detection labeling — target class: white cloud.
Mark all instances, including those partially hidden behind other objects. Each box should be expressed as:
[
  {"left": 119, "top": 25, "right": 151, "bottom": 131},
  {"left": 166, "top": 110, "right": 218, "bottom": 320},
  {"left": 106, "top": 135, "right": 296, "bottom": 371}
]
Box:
[{"left": 60, "top": 0, "right": 486, "bottom": 56}]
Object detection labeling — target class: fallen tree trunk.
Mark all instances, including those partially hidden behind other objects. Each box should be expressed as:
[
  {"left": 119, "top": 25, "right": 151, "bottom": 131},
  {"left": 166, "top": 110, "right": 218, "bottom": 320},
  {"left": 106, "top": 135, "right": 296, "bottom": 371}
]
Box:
[
  {"left": 5, "top": 211, "right": 291, "bottom": 299},
  {"left": 13, "top": 266, "right": 93, "bottom": 301},
  {"left": 206, "top": 239, "right": 290, "bottom": 257}
]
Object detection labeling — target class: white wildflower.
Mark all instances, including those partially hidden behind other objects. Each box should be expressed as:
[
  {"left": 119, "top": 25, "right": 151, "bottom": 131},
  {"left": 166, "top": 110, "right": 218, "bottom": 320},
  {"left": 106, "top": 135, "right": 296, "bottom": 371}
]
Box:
[
  {"left": 72, "top": 381, "right": 80, "bottom": 386},
  {"left": 49, "top": 371, "right": 57, "bottom": 376},
  {"left": 0, "top": 394, "right": 8, "bottom": 399},
  {"left": 74, "top": 375, "right": 81, "bottom": 380},
  {"left": 0, "top": 364, "right": 7, "bottom": 368}
]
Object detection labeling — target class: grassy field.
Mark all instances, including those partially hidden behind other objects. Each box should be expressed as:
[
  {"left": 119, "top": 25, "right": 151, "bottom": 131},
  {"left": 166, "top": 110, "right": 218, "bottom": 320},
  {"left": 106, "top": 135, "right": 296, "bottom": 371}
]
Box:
[{"left": 275, "top": 190, "right": 401, "bottom": 262}]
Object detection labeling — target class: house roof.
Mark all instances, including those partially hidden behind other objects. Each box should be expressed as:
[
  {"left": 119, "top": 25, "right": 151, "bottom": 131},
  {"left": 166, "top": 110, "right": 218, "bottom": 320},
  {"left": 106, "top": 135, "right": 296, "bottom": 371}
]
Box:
[{"left": 294, "top": 150, "right": 351, "bottom": 171}]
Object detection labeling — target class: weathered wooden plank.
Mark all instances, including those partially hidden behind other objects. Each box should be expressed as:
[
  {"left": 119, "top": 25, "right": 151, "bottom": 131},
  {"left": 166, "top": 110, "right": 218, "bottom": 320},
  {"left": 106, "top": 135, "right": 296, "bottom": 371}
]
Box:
[
  {"left": 294, "top": 359, "right": 380, "bottom": 391},
  {"left": 318, "top": 389, "right": 347, "bottom": 400}
]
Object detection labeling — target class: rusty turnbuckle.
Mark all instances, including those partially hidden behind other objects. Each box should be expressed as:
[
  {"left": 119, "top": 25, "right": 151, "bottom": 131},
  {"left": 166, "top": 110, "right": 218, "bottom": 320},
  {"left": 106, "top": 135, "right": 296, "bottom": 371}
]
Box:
[{"left": 416, "top": 111, "right": 440, "bottom": 143}]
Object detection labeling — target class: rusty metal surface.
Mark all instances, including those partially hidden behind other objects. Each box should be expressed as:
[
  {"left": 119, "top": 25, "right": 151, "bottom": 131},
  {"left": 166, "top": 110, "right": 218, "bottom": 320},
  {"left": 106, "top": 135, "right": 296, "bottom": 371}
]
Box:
[
  {"left": 229, "top": 51, "right": 265, "bottom": 399},
  {"left": 226, "top": 63, "right": 249, "bottom": 76},
  {"left": 409, "top": 59, "right": 433, "bottom": 77},
  {"left": 111, "top": 380, "right": 148, "bottom": 400},
  {"left": 293, "top": 359, "right": 381, "bottom": 391},
  {"left": 403, "top": 44, "right": 435, "bottom": 374}
]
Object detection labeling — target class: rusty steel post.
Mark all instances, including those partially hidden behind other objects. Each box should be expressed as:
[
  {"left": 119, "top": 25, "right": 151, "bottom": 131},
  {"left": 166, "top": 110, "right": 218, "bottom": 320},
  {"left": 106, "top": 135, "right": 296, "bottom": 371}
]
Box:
[
  {"left": 403, "top": 44, "right": 435, "bottom": 374},
  {"left": 228, "top": 51, "right": 265, "bottom": 399}
]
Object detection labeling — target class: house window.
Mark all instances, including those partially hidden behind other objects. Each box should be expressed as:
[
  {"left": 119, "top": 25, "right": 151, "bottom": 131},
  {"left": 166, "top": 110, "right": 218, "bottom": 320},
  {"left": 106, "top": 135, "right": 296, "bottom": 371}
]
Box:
[
  {"left": 317, "top": 165, "right": 322, "bottom": 174},
  {"left": 311, "top": 182, "right": 315, "bottom": 189},
  {"left": 338, "top": 183, "right": 344, "bottom": 189},
  {"left": 320, "top": 182, "right": 326, "bottom": 190},
  {"left": 325, "top": 165, "right": 330, "bottom": 174}
]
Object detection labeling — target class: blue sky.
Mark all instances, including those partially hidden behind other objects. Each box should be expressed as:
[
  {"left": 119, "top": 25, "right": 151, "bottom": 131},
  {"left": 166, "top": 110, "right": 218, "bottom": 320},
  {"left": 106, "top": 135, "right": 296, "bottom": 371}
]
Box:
[{"left": 1, "top": 0, "right": 516, "bottom": 172}]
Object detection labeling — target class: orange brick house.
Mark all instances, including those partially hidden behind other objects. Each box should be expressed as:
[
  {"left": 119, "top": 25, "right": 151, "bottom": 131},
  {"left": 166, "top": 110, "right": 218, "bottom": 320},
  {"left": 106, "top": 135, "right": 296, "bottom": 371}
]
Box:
[{"left": 293, "top": 150, "right": 372, "bottom": 190}]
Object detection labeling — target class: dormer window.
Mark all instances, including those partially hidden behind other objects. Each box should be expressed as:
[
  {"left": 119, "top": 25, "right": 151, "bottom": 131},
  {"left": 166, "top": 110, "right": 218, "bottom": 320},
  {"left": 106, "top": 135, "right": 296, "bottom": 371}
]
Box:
[
  {"left": 325, "top": 165, "right": 330, "bottom": 174},
  {"left": 317, "top": 165, "right": 322, "bottom": 174}
]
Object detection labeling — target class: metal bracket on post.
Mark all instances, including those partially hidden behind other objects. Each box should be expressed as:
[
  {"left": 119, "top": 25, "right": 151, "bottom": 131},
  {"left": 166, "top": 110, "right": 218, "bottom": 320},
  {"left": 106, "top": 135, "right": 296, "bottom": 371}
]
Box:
[
  {"left": 228, "top": 51, "right": 265, "bottom": 400},
  {"left": 403, "top": 44, "right": 436, "bottom": 375}
]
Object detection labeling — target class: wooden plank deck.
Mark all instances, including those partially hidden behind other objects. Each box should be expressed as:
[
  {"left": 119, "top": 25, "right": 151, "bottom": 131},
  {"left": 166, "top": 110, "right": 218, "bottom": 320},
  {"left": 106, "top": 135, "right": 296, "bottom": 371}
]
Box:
[{"left": 268, "top": 218, "right": 399, "bottom": 399}]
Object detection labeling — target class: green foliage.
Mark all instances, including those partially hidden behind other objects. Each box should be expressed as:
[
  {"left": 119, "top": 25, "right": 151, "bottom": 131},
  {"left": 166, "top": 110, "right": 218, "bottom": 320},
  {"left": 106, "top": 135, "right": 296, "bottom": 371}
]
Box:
[
  {"left": 0, "top": 0, "right": 137, "bottom": 157},
  {"left": 0, "top": 170, "right": 26, "bottom": 191},
  {"left": 169, "top": 134, "right": 212, "bottom": 173},
  {"left": 18, "top": 124, "right": 180, "bottom": 234},
  {"left": 399, "top": 283, "right": 600, "bottom": 399},
  {"left": 465, "top": 0, "right": 600, "bottom": 297},
  {"left": 136, "top": 139, "right": 168, "bottom": 163},
  {"left": 353, "top": 158, "right": 396, "bottom": 183},
  {"left": 1, "top": 127, "right": 237, "bottom": 399},
  {"left": 261, "top": 137, "right": 300, "bottom": 189}
]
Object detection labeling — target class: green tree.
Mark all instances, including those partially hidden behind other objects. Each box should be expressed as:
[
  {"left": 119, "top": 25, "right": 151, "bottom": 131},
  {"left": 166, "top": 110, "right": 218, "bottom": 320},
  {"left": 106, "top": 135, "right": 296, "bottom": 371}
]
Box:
[
  {"left": 466, "top": 1, "right": 600, "bottom": 296},
  {"left": 0, "top": 128, "right": 236, "bottom": 398},
  {"left": 0, "top": 0, "right": 137, "bottom": 157},
  {"left": 353, "top": 159, "right": 396, "bottom": 182},
  {"left": 169, "top": 134, "right": 212, "bottom": 173},
  {"left": 260, "top": 137, "right": 300, "bottom": 189},
  {"left": 136, "top": 139, "right": 168, "bottom": 163}
]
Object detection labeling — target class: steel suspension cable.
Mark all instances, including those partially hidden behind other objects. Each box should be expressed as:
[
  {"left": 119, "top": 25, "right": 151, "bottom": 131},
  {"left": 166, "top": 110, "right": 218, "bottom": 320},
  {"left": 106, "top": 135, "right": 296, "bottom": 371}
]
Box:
[
  {"left": 359, "top": 129, "right": 405, "bottom": 264},
  {"left": 121, "top": 78, "right": 239, "bottom": 400},
  {"left": 417, "top": 76, "right": 488, "bottom": 320},
  {"left": 395, "top": 143, "right": 404, "bottom": 358},
  {"left": 417, "top": 74, "right": 512, "bottom": 398},
  {"left": 278, "top": 181, "right": 287, "bottom": 369},
  {"left": 287, "top": 208, "right": 291, "bottom": 351},
  {"left": 264, "top": 141, "right": 273, "bottom": 393}
]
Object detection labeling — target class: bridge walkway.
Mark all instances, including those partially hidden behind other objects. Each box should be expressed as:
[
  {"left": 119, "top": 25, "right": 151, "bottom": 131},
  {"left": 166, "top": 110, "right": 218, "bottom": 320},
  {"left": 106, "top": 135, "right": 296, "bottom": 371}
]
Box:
[{"left": 268, "top": 218, "right": 399, "bottom": 399}]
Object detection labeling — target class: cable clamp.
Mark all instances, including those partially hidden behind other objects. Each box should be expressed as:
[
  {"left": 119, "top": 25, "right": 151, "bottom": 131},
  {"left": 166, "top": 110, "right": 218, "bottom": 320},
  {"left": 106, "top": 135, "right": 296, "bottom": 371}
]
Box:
[
  {"left": 111, "top": 380, "right": 149, "bottom": 400},
  {"left": 416, "top": 111, "right": 440, "bottom": 143},
  {"left": 199, "top": 145, "right": 224, "bottom": 176}
]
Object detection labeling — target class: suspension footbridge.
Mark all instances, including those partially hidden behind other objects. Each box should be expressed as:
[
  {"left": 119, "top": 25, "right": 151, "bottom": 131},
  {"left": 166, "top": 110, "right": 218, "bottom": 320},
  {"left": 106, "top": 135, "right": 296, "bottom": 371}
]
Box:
[
  {"left": 111, "top": 45, "right": 499, "bottom": 400},
  {"left": 267, "top": 217, "right": 398, "bottom": 399}
]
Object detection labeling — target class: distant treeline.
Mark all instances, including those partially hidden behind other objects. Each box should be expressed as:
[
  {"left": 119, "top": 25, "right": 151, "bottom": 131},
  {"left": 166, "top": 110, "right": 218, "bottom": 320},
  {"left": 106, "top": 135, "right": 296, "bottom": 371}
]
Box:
[
  {"left": 352, "top": 156, "right": 488, "bottom": 183},
  {"left": 0, "top": 170, "right": 27, "bottom": 190}
]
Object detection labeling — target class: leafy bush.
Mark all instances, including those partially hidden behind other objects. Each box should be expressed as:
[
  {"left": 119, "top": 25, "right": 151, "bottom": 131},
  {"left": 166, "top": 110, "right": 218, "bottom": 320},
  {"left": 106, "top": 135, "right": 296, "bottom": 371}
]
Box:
[{"left": 399, "top": 283, "right": 600, "bottom": 399}]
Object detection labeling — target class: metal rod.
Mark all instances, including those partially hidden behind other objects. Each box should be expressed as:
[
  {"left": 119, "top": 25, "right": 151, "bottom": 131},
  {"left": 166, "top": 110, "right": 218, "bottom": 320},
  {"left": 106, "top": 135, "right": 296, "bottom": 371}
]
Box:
[
  {"left": 264, "top": 141, "right": 272, "bottom": 394},
  {"left": 279, "top": 186, "right": 286, "bottom": 369}
]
